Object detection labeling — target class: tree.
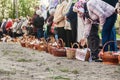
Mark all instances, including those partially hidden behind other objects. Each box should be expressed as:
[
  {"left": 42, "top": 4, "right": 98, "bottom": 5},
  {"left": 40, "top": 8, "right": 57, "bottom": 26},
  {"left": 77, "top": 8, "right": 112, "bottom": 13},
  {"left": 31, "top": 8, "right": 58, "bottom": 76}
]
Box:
[{"left": 0, "top": 0, "right": 40, "bottom": 20}]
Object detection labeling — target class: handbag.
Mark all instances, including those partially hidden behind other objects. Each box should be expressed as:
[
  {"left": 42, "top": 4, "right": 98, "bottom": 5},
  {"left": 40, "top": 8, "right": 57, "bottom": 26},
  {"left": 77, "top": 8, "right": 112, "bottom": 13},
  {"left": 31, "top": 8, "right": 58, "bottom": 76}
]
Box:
[
  {"left": 75, "top": 42, "right": 91, "bottom": 61},
  {"left": 75, "top": 48, "right": 91, "bottom": 61}
]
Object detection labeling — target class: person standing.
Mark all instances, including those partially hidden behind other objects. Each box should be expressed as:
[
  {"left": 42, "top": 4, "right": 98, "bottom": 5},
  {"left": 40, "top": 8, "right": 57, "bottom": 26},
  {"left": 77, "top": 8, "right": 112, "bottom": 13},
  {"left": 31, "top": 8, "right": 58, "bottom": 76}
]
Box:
[
  {"left": 66, "top": 0, "right": 78, "bottom": 47},
  {"left": 53, "top": 0, "right": 67, "bottom": 45},
  {"left": 33, "top": 10, "right": 44, "bottom": 39}
]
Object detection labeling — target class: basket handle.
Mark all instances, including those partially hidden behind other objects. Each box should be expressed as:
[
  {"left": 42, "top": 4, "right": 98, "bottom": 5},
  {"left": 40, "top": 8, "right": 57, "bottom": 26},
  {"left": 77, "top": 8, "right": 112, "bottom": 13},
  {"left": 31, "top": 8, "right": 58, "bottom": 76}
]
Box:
[
  {"left": 40, "top": 38, "right": 47, "bottom": 44},
  {"left": 102, "top": 41, "right": 116, "bottom": 53},
  {"left": 71, "top": 43, "right": 80, "bottom": 48},
  {"left": 57, "top": 38, "right": 64, "bottom": 47}
]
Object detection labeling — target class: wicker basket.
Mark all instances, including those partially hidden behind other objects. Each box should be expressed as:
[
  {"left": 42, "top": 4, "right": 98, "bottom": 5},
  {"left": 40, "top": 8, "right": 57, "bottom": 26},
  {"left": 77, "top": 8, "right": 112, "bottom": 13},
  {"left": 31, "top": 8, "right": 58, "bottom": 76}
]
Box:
[
  {"left": 20, "top": 41, "right": 25, "bottom": 47},
  {"left": 47, "top": 37, "right": 56, "bottom": 54},
  {"left": 118, "top": 55, "right": 120, "bottom": 64},
  {"left": 28, "top": 43, "right": 34, "bottom": 49},
  {"left": 52, "top": 38, "right": 66, "bottom": 57},
  {"left": 33, "top": 44, "right": 39, "bottom": 50},
  {"left": 47, "top": 43, "right": 53, "bottom": 54},
  {"left": 38, "top": 43, "right": 48, "bottom": 52},
  {"left": 100, "top": 41, "right": 119, "bottom": 65},
  {"left": 52, "top": 47, "right": 66, "bottom": 57},
  {"left": 66, "top": 43, "right": 79, "bottom": 59}
]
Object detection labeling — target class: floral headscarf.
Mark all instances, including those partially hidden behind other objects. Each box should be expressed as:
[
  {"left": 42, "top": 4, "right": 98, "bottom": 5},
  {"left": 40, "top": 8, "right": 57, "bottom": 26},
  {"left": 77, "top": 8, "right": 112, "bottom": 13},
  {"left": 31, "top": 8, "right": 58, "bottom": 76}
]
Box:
[{"left": 73, "top": 0, "right": 86, "bottom": 13}]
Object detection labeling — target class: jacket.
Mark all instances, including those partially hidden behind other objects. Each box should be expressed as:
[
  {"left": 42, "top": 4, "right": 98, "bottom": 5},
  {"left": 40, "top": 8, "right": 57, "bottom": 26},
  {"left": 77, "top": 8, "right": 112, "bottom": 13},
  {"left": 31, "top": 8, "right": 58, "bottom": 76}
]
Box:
[
  {"left": 53, "top": 1, "right": 67, "bottom": 27},
  {"left": 33, "top": 15, "right": 44, "bottom": 29}
]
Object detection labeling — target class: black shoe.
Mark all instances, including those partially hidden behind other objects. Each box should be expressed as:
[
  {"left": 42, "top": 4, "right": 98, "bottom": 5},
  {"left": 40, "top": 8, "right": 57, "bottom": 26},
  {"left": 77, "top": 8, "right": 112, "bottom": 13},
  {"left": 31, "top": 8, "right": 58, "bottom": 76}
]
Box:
[
  {"left": 95, "top": 58, "right": 103, "bottom": 62},
  {"left": 92, "top": 56, "right": 99, "bottom": 60}
]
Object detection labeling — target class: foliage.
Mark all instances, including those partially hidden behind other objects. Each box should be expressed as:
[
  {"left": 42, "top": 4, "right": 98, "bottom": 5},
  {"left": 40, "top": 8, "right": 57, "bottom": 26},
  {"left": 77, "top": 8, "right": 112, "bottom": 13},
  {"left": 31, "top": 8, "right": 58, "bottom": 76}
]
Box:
[{"left": 0, "top": 0, "right": 39, "bottom": 20}]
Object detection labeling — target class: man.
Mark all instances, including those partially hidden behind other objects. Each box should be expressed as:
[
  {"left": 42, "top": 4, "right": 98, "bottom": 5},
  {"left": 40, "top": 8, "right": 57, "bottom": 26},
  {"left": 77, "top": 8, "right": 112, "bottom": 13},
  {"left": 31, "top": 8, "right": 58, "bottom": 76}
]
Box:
[
  {"left": 101, "top": 0, "right": 118, "bottom": 51},
  {"left": 33, "top": 10, "right": 44, "bottom": 39}
]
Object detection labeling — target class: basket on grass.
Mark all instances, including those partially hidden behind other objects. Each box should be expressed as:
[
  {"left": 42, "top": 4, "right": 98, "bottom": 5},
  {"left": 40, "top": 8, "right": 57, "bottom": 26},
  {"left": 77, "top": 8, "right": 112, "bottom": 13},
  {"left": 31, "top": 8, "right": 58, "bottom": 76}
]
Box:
[
  {"left": 66, "top": 43, "right": 79, "bottom": 59},
  {"left": 47, "top": 36, "right": 56, "bottom": 54},
  {"left": 52, "top": 38, "right": 66, "bottom": 57},
  {"left": 99, "top": 41, "right": 119, "bottom": 65},
  {"left": 20, "top": 39, "right": 25, "bottom": 47},
  {"left": 37, "top": 38, "right": 48, "bottom": 52}
]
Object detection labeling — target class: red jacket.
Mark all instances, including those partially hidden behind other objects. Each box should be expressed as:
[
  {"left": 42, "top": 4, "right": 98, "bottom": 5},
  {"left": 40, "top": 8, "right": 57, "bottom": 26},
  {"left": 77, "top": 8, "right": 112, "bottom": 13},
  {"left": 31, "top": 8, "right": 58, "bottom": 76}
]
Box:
[{"left": 6, "top": 21, "right": 13, "bottom": 30}]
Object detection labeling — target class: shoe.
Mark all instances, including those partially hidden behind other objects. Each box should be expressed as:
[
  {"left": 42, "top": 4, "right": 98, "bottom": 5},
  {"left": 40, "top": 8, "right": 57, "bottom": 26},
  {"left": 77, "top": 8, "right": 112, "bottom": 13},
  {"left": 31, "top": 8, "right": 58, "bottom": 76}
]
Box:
[
  {"left": 95, "top": 58, "right": 103, "bottom": 62},
  {"left": 92, "top": 56, "right": 99, "bottom": 60}
]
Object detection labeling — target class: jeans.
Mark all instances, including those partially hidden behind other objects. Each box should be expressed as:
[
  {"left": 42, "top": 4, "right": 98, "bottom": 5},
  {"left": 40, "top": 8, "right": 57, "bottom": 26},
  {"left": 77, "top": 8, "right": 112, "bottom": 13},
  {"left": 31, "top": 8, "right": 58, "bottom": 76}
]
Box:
[
  {"left": 102, "top": 13, "right": 117, "bottom": 51},
  {"left": 37, "top": 28, "right": 43, "bottom": 39}
]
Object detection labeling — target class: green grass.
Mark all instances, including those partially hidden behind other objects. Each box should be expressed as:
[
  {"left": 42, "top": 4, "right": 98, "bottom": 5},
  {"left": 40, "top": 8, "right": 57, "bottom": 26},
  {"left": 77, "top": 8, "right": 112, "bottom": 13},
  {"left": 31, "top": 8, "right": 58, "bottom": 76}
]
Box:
[
  {"left": 50, "top": 76, "right": 70, "bottom": 80},
  {"left": 59, "top": 68, "right": 69, "bottom": 72},
  {"left": 99, "top": 32, "right": 120, "bottom": 39},
  {"left": 71, "top": 70, "right": 79, "bottom": 74},
  {"left": 17, "top": 58, "right": 33, "bottom": 62}
]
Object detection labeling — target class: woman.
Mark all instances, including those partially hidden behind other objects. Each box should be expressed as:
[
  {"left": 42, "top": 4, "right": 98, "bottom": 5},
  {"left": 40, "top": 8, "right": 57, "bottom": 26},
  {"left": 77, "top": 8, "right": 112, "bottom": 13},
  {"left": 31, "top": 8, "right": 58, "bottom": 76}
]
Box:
[{"left": 73, "top": 0, "right": 118, "bottom": 57}]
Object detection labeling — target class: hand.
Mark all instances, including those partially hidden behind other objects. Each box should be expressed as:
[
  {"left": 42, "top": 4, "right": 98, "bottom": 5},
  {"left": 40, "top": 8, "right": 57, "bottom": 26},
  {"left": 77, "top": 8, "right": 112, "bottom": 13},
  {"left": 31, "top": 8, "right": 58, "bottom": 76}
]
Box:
[
  {"left": 80, "top": 38, "right": 87, "bottom": 47},
  {"left": 98, "top": 50, "right": 103, "bottom": 58}
]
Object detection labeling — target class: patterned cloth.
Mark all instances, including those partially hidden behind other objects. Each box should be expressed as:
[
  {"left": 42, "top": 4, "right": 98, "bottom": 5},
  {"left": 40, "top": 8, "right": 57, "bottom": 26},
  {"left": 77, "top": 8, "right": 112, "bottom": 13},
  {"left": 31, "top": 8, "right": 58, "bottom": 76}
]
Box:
[{"left": 73, "top": 0, "right": 115, "bottom": 38}]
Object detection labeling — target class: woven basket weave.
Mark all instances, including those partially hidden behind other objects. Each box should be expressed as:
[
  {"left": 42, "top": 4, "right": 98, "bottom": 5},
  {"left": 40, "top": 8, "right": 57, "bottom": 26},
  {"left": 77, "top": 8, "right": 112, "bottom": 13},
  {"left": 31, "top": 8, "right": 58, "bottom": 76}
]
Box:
[
  {"left": 66, "top": 43, "right": 79, "bottom": 59},
  {"left": 100, "top": 41, "right": 119, "bottom": 65}
]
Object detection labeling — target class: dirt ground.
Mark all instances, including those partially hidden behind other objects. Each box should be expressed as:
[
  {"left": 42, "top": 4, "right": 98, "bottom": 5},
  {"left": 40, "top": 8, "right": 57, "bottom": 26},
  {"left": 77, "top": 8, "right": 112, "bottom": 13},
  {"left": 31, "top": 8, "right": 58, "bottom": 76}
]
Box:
[{"left": 0, "top": 42, "right": 120, "bottom": 80}]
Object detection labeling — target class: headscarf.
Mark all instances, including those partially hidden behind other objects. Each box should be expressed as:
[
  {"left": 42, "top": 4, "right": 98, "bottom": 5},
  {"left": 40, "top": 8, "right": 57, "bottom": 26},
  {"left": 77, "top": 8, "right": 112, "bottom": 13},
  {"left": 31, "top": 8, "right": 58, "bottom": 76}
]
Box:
[
  {"left": 73, "top": 0, "right": 86, "bottom": 13},
  {"left": 36, "top": 10, "right": 42, "bottom": 17}
]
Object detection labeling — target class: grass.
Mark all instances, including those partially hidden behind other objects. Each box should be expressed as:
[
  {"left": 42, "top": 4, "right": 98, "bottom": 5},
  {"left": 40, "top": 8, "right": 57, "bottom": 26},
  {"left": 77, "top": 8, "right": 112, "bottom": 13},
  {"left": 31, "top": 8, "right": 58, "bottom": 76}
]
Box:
[
  {"left": 17, "top": 58, "right": 32, "bottom": 62},
  {"left": 50, "top": 76, "right": 70, "bottom": 80},
  {"left": 98, "top": 32, "right": 120, "bottom": 39},
  {"left": 59, "top": 68, "right": 79, "bottom": 74},
  {"left": 71, "top": 70, "right": 79, "bottom": 74},
  {"left": 59, "top": 68, "right": 69, "bottom": 72},
  {"left": 0, "top": 69, "right": 16, "bottom": 75}
]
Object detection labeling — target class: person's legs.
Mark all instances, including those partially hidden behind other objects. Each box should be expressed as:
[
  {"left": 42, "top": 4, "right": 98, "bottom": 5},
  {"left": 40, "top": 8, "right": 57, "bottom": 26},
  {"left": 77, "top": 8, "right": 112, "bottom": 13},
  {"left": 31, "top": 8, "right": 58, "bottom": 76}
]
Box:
[
  {"left": 88, "top": 24, "right": 100, "bottom": 60},
  {"left": 56, "top": 27, "right": 66, "bottom": 46},
  {"left": 70, "top": 20, "right": 77, "bottom": 43},
  {"left": 37, "top": 28, "right": 44, "bottom": 39},
  {"left": 66, "top": 30, "right": 72, "bottom": 47},
  {"left": 102, "top": 13, "right": 117, "bottom": 51}
]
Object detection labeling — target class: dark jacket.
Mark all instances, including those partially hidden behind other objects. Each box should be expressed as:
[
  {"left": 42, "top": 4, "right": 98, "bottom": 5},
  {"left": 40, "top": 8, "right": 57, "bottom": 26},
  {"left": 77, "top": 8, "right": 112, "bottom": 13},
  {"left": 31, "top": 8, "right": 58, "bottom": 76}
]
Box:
[
  {"left": 66, "top": 3, "right": 77, "bottom": 22},
  {"left": 33, "top": 15, "right": 44, "bottom": 29}
]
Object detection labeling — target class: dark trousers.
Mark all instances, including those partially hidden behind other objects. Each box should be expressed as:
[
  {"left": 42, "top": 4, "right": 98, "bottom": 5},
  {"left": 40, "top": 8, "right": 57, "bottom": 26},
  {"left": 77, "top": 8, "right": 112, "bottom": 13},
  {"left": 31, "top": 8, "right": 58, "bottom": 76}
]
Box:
[
  {"left": 87, "top": 24, "right": 100, "bottom": 58},
  {"left": 37, "top": 28, "right": 43, "bottom": 39},
  {"left": 102, "top": 13, "right": 117, "bottom": 51},
  {"left": 66, "top": 30, "right": 72, "bottom": 47},
  {"left": 70, "top": 20, "right": 77, "bottom": 43},
  {"left": 56, "top": 27, "right": 66, "bottom": 46},
  {"left": 0, "top": 31, "right": 3, "bottom": 38}
]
